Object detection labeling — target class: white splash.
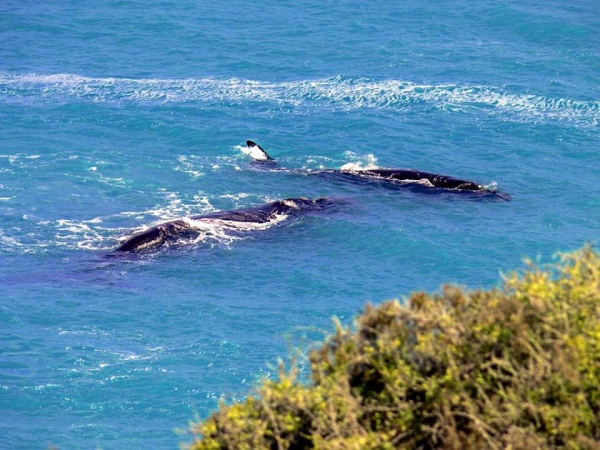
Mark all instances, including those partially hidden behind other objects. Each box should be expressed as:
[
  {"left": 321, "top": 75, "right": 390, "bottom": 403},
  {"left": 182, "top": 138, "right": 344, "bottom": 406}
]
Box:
[
  {"left": 180, "top": 212, "right": 290, "bottom": 247},
  {"left": 340, "top": 152, "right": 380, "bottom": 172},
  {"left": 483, "top": 181, "right": 498, "bottom": 191}
]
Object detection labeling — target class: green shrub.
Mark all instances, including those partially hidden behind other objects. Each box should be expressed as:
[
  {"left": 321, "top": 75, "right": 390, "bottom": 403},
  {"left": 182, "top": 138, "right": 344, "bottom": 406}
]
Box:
[{"left": 186, "top": 247, "right": 600, "bottom": 449}]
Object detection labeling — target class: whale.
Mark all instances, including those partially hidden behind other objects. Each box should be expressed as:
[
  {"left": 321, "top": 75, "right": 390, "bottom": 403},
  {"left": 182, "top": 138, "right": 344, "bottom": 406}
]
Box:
[
  {"left": 245, "top": 140, "right": 510, "bottom": 199},
  {"left": 113, "top": 197, "right": 336, "bottom": 253}
]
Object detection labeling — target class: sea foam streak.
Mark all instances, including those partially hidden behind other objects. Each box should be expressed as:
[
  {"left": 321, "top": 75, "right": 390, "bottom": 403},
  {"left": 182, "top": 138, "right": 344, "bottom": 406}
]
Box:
[{"left": 1, "top": 73, "right": 598, "bottom": 127}]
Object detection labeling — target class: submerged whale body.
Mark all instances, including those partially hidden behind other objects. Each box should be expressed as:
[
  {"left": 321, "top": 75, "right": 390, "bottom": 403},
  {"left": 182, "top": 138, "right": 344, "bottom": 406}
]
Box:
[
  {"left": 114, "top": 197, "right": 334, "bottom": 253},
  {"left": 245, "top": 140, "right": 510, "bottom": 199}
]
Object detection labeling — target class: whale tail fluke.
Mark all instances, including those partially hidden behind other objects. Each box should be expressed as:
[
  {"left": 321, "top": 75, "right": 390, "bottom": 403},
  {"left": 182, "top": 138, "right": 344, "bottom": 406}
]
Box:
[{"left": 246, "top": 140, "right": 275, "bottom": 161}]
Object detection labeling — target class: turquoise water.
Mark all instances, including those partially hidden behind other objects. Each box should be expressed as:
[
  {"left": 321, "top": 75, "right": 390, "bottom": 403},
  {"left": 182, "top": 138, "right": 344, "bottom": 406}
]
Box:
[{"left": 1, "top": 1, "right": 599, "bottom": 448}]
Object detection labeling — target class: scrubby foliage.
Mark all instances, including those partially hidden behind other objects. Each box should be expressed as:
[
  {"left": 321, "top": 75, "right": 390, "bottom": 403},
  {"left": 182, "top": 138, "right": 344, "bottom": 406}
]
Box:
[{"left": 187, "top": 247, "right": 600, "bottom": 449}]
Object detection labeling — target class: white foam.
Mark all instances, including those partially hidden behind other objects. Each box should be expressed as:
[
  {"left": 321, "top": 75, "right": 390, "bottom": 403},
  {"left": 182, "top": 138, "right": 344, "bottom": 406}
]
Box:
[
  {"left": 55, "top": 218, "right": 116, "bottom": 251},
  {"left": 1, "top": 72, "right": 598, "bottom": 127},
  {"left": 175, "top": 155, "right": 205, "bottom": 179},
  {"left": 180, "top": 212, "right": 290, "bottom": 247},
  {"left": 340, "top": 152, "right": 379, "bottom": 171},
  {"left": 33, "top": 192, "right": 286, "bottom": 252},
  {"left": 0, "top": 231, "right": 25, "bottom": 250}
]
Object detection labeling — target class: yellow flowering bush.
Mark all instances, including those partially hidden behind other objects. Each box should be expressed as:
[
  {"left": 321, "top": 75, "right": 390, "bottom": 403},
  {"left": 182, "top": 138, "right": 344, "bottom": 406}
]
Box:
[{"left": 186, "top": 247, "right": 600, "bottom": 449}]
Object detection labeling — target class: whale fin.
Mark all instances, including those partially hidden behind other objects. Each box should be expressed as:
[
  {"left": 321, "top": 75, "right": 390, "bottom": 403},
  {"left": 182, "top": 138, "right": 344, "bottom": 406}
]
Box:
[{"left": 246, "top": 140, "right": 274, "bottom": 161}]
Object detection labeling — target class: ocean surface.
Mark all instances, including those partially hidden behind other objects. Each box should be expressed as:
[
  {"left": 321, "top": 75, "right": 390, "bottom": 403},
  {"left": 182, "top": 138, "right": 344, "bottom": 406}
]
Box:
[{"left": 1, "top": 1, "right": 599, "bottom": 448}]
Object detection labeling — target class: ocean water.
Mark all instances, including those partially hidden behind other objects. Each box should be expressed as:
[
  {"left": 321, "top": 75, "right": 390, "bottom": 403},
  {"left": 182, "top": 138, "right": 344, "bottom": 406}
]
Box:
[{"left": 1, "top": 0, "right": 599, "bottom": 448}]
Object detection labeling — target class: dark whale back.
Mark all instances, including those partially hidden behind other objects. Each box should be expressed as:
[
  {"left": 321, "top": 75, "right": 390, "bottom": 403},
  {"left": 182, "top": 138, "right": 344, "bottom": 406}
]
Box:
[
  {"left": 114, "top": 220, "right": 193, "bottom": 253},
  {"left": 195, "top": 197, "right": 334, "bottom": 223},
  {"left": 244, "top": 140, "right": 508, "bottom": 198},
  {"left": 359, "top": 169, "right": 484, "bottom": 191},
  {"left": 114, "top": 197, "right": 334, "bottom": 253}
]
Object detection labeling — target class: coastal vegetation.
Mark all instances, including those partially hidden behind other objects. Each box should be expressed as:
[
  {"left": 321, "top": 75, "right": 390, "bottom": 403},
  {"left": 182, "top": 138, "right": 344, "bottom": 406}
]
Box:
[{"left": 185, "top": 246, "right": 600, "bottom": 449}]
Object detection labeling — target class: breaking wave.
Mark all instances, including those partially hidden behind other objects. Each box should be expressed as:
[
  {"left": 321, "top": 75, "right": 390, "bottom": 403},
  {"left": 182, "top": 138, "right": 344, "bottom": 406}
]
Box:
[{"left": 1, "top": 73, "right": 598, "bottom": 127}]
